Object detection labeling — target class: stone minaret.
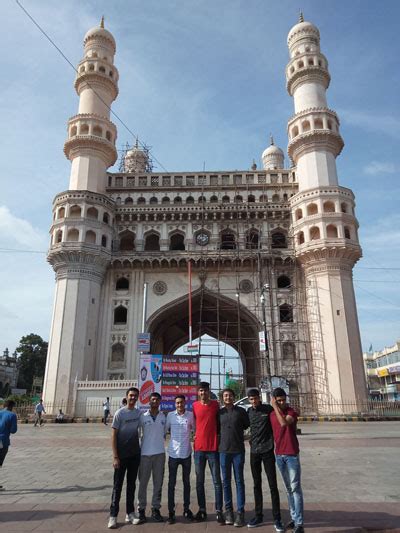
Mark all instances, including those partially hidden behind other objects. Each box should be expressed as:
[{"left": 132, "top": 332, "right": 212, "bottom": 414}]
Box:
[
  {"left": 287, "top": 15, "right": 367, "bottom": 410},
  {"left": 43, "top": 20, "right": 118, "bottom": 410}
]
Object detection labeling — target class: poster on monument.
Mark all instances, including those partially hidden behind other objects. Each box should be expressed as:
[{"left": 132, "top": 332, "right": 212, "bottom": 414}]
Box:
[
  {"left": 161, "top": 354, "right": 199, "bottom": 411},
  {"left": 138, "top": 354, "right": 162, "bottom": 410}
]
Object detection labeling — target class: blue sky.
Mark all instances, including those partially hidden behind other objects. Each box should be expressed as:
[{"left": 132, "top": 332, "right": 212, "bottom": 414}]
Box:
[{"left": 1, "top": 0, "right": 399, "bottom": 356}]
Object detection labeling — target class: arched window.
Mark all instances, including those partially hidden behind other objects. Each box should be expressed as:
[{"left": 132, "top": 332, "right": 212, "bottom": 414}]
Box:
[
  {"left": 307, "top": 203, "right": 318, "bottom": 215},
  {"left": 291, "top": 126, "right": 299, "bottom": 138},
  {"left": 277, "top": 275, "right": 291, "bottom": 289},
  {"left": 119, "top": 231, "right": 135, "bottom": 251},
  {"left": 323, "top": 201, "right": 335, "bottom": 213},
  {"left": 144, "top": 233, "right": 160, "bottom": 251},
  {"left": 69, "top": 205, "right": 82, "bottom": 218},
  {"left": 103, "top": 212, "right": 109, "bottom": 224},
  {"left": 272, "top": 194, "right": 280, "bottom": 203},
  {"left": 66, "top": 228, "right": 79, "bottom": 241},
  {"left": 222, "top": 195, "right": 230, "bottom": 203},
  {"left": 210, "top": 195, "right": 218, "bottom": 203},
  {"left": 111, "top": 343, "right": 125, "bottom": 364},
  {"left": 106, "top": 131, "right": 112, "bottom": 141},
  {"left": 57, "top": 207, "right": 65, "bottom": 219},
  {"left": 162, "top": 197, "right": 170, "bottom": 204},
  {"left": 248, "top": 195, "right": 255, "bottom": 203},
  {"left": 298, "top": 60, "right": 304, "bottom": 68},
  {"left": 70, "top": 126, "right": 77, "bottom": 137},
  {"left": 283, "top": 193, "right": 288, "bottom": 201},
  {"left": 259, "top": 194, "right": 268, "bottom": 203},
  {"left": 80, "top": 124, "right": 89, "bottom": 134},
  {"left": 271, "top": 232, "right": 287, "bottom": 248},
  {"left": 341, "top": 202, "right": 348, "bottom": 213},
  {"left": 279, "top": 304, "right": 293, "bottom": 323},
  {"left": 137, "top": 197, "right": 146, "bottom": 205},
  {"left": 55, "top": 230, "right": 63, "bottom": 243},
  {"left": 295, "top": 208, "right": 303, "bottom": 220},
  {"left": 186, "top": 196, "right": 194, "bottom": 204},
  {"left": 314, "top": 118, "right": 323, "bottom": 129},
  {"left": 310, "top": 226, "right": 320, "bottom": 240},
  {"left": 235, "top": 195, "right": 243, "bottom": 203},
  {"left": 344, "top": 226, "right": 351, "bottom": 239},
  {"left": 125, "top": 197, "right": 133, "bottom": 205},
  {"left": 116, "top": 277, "right": 129, "bottom": 290},
  {"left": 170, "top": 233, "right": 185, "bottom": 251},
  {"left": 302, "top": 120, "right": 311, "bottom": 132},
  {"left": 282, "top": 342, "right": 296, "bottom": 361},
  {"left": 198, "top": 196, "right": 206, "bottom": 203},
  {"left": 88, "top": 63, "right": 95, "bottom": 71},
  {"left": 86, "top": 207, "right": 98, "bottom": 219},
  {"left": 297, "top": 231, "right": 305, "bottom": 245},
  {"left": 308, "top": 58, "right": 314, "bottom": 66},
  {"left": 326, "top": 224, "right": 338, "bottom": 238},
  {"left": 174, "top": 197, "right": 182, "bottom": 204},
  {"left": 93, "top": 125, "right": 102, "bottom": 137},
  {"left": 99, "top": 66, "right": 106, "bottom": 73},
  {"left": 85, "top": 230, "right": 96, "bottom": 244},
  {"left": 149, "top": 197, "right": 158, "bottom": 204},
  {"left": 246, "top": 229, "right": 259, "bottom": 249},
  {"left": 114, "top": 306, "right": 127, "bottom": 325},
  {"left": 101, "top": 235, "right": 107, "bottom": 247},
  {"left": 220, "top": 231, "right": 236, "bottom": 250}
]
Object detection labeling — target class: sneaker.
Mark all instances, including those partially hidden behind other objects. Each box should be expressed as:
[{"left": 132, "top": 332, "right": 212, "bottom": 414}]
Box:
[
  {"left": 133, "top": 510, "right": 147, "bottom": 525},
  {"left": 107, "top": 516, "right": 117, "bottom": 529},
  {"left": 216, "top": 511, "right": 225, "bottom": 524},
  {"left": 286, "top": 522, "right": 295, "bottom": 530},
  {"left": 184, "top": 509, "right": 194, "bottom": 521},
  {"left": 274, "top": 519, "right": 285, "bottom": 532},
  {"left": 294, "top": 526, "right": 304, "bottom": 533},
  {"left": 234, "top": 512, "right": 245, "bottom": 528},
  {"left": 225, "top": 510, "right": 235, "bottom": 525},
  {"left": 167, "top": 512, "right": 176, "bottom": 524},
  {"left": 247, "top": 516, "right": 263, "bottom": 528},
  {"left": 151, "top": 508, "right": 164, "bottom": 522},
  {"left": 195, "top": 510, "right": 207, "bottom": 522},
  {"left": 125, "top": 513, "right": 135, "bottom": 523}
]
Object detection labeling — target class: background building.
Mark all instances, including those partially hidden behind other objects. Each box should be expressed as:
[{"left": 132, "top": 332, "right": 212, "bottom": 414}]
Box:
[
  {"left": 43, "top": 15, "right": 367, "bottom": 415},
  {"left": 364, "top": 342, "right": 400, "bottom": 401}
]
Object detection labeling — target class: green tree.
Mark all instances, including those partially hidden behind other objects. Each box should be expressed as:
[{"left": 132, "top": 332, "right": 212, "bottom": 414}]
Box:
[{"left": 16, "top": 334, "right": 48, "bottom": 391}]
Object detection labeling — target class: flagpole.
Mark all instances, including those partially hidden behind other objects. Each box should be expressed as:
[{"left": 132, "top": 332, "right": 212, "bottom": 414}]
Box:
[{"left": 188, "top": 261, "right": 192, "bottom": 345}]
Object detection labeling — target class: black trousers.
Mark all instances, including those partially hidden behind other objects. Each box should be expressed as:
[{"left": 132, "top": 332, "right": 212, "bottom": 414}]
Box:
[
  {"left": 250, "top": 451, "right": 281, "bottom": 520},
  {"left": 168, "top": 456, "right": 191, "bottom": 513},
  {"left": 110, "top": 454, "right": 141, "bottom": 517}
]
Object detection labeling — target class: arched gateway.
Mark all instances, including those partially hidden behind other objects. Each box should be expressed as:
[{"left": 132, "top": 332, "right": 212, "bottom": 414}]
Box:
[{"left": 43, "top": 16, "right": 367, "bottom": 416}]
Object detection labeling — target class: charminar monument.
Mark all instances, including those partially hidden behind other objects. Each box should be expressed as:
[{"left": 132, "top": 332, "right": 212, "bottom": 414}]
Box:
[{"left": 43, "top": 15, "right": 367, "bottom": 415}]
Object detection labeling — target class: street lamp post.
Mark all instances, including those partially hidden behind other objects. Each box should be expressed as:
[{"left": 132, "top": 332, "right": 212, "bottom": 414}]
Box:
[{"left": 260, "top": 284, "right": 272, "bottom": 392}]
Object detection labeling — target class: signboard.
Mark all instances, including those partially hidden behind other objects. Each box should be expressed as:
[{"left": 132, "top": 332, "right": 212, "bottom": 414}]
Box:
[
  {"left": 259, "top": 331, "right": 267, "bottom": 351},
  {"left": 137, "top": 333, "right": 151, "bottom": 353},
  {"left": 11, "top": 388, "right": 27, "bottom": 396},
  {"left": 161, "top": 354, "right": 199, "bottom": 411},
  {"left": 138, "top": 354, "right": 162, "bottom": 410},
  {"left": 377, "top": 368, "right": 389, "bottom": 377},
  {"left": 388, "top": 364, "right": 400, "bottom": 375}
]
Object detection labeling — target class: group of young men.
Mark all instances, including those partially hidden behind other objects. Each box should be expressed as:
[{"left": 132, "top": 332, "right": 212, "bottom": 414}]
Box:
[{"left": 108, "top": 382, "right": 304, "bottom": 533}]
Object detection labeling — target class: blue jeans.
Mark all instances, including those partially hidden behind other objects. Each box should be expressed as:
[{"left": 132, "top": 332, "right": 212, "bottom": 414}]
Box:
[
  {"left": 194, "top": 451, "right": 223, "bottom": 512},
  {"left": 220, "top": 452, "right": 245, "bottom": 512},
  {"left": 276, "top": 455, "right": 304, "bottom": 526}
]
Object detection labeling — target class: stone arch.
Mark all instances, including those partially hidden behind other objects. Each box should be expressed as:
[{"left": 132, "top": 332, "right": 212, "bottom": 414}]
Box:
[
  {"left": 307, "top": 203, "right": 318, "bottom": 215},
  {"left": 116, "top": 277, "right": 129, "bottom": 290},
  {"left": 85, "top": 230, "right": 96, "bottom": 244},
  {"left": 66, "top": 228, "right": 79, "bottom": 241},
  {"left": 69, "top": 205, "right": 82, "bottom": 217},
  {"left": 323, "top": 201, "right": 335, "bottom": 213},
  {"left": 114, "top": 305, "right": 127, "bottom": 325},
  {"left": 169, "top": 230, "right": 185, "bottom": 251},
  {"left": 326, "top": 224, "right": 338, "bottom": 238},
  {"left": 110, "top": 343, "right": 125, "bottom": 366},
  {"left": 119, "top": 230, "right": 135, "bottom": 251},
  {"left": 310, "top": 226, "right": 320, "bottom": 240},
  {"left": 57, "top": 207, "right": 65, "bottom": 219},
  {"left": 246, "top": 228, "right": 259, "bottom": 250},
  {"left": 220, "top": 229, "right": 237, "bottom": 250},
  {"left": 144, "top": 231, "right": 160, "bottom": 251},
  {"left": 86, "top": 207, "right": 98, "bottom": 219},
  {"left": 271, "top": 230, "right": 287, "bottom": 248},
  {"left": 277, "top": 275, "right": 291, "bottom": 289}
]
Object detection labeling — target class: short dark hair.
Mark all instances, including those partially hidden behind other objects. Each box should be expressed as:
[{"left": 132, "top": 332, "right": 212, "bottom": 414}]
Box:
[
  {"left": 4, "top": 400, "right": 15, "bottom": 410},
  {"left": 247, "top": 388, "right": 260, "bottom": 397},
  {"left": 222, "top": 388, "right": 235, "bottom": 397},
  {"left": 126, "top": 387, "right": 139, "bottom": 396},
  {"left": 175, "top": 394, "right": 186, "bottom": 401},
  {"left": 150, "top": 392, "right": 161, "bottom": 400},
  {"left": 198, "top": 381, "right": 210, "bottom": 390},
  {"left": 272, "top": 387, "right": 287, "bottom": 398}
]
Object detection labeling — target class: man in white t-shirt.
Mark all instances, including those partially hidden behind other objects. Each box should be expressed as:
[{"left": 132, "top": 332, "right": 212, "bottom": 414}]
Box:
[
  {"left": 165, "top": 395, "right": 195, "bottom": 524},
  {"left": 133, "top": 392, "right": 166, "bottom": 524}
]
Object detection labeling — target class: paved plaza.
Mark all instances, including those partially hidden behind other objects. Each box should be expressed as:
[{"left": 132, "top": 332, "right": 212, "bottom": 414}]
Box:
[{"left": 0, "top": 422, "right": 399, "bottom": 532}]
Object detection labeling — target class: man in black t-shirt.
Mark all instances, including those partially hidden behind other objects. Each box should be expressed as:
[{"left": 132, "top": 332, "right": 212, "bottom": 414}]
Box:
[{"left": 247, "top": 388, "right": 284, "bottom": 532}]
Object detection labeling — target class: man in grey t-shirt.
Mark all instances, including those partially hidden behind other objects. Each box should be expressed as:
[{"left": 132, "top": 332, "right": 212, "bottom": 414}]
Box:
[{"left": 108, "top": 387, "right": 141, "bottom": 530}]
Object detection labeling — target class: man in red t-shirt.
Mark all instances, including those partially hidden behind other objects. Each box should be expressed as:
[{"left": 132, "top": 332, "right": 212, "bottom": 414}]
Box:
[
  {"left": 270, "top": 388, "right": 304, "bottom": 533},
  {"left": 192, "top": 382, "right": 223, "bottom": 523}
]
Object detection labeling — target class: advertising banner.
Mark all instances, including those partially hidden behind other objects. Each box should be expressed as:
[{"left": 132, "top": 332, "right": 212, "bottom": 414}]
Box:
[{"left": 138, "top": 354, "right": 162, "bottom": 410}]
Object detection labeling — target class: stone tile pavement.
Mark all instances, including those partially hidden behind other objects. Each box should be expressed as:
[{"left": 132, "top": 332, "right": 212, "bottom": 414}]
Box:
[{"left": 0, "top": 422, "right": 399, "bottom": 532}]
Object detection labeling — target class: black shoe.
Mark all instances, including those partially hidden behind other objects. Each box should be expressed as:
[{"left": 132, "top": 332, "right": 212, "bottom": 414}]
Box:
[
  {"left": 286, "top": 521, "right": 295, "bottom": 530},
  {"left": 225, "top": 510, "right": 235, "bottom": 525},
  {"left": 151, "top": 509, "right": 164, "bottom": 522},
  {"left": 294, "top": 526, "right": 304, "bottom": 533},
  {"left": 184, "top": 509, "right": 194, "bottom": 521},
  {"left": 274, "top": 519, "right": 285, "bottom": 532},
  {"left": 167, "top": 512, "right": 176, "bottom": 525},
  {"left": 234, "top": 512, "right": 245, "bottom": 528},
  {"left": 247, "top": 516, "right": 263, "bottom": 528},
  {"left": 216, "top": 511, "right": 225, "bottom": 524},
  {"left": 195, "top": 510, "right": 207, "bottom": 522},
  {"left": 133, "top": 510, "right": 147, "bottom": 525}
]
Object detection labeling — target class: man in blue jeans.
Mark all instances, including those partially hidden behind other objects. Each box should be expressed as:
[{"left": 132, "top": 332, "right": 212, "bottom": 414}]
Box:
[
  {"left": 270, "top": 388, "right": 304, "bottom": 533},
  {"left": 0, "top": 400, "right": 18, "bottom": 491},
  {"left": 219, "top": 388, "right": 250, "bottom": 527}
]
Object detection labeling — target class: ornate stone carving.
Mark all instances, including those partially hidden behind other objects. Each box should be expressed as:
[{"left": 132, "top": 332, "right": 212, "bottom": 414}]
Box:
[
  {"left": 153, "top": 280, "right": 167, "bottom": 295},
  {"left": 239, "top": 279, "right": 254, "bottom": 294}
]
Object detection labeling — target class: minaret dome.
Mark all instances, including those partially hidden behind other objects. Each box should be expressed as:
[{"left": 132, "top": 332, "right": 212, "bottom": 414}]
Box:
[{"left": 262, "top": 136, "right": 284, "bottom": 170}]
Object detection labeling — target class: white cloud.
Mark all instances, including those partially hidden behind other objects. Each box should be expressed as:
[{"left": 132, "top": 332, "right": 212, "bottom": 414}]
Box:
[
  {"left": 363, "top": 161, "right": 397, "bottom": 175},
  {"left": 339, "top": 108, "right": 400, "bottom": 140},
  {"left": 0, "top": 206, "right": 48, "bottom": 250}
]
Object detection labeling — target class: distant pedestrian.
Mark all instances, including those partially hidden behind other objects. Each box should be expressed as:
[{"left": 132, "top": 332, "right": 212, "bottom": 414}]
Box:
[
  {"left": 0, "top": 400, "right": 18, "bottom": 491},
  {"left": 247, "top": 388, "right": 284, "bottom": 531},
  {"left": 192, "top": 381, "right": 224, "bottom": 524},
  {"left": 120, "top": 398, "right": 127, "bottom": 408},
  {"left": 219, "top": 388, "right": 250, "bottom": 527},
  {"left": 55, "top": 409, "right": 65, "bottom": 424},
  {"left": 134, "top": 392, "right": 166, "bottom": 524},
  {"left": 34, "top": 399, "right": 46, "bottom": 427},
  {"left": 107, "top": 387, "right": 141, "bottom": 529},
  {"left": 103, "top": 397, "right": 111, "bottom": 425},
  {"left": 165, "top": 395, "right": 195, "bottom": 524},
  {"left": 270, "top": 388, "right": 304, "bottom": 533}
]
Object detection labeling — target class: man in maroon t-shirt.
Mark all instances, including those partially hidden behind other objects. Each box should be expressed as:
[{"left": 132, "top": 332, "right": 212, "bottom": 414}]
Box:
[
  {"left": 192, "top": 382, "right": 223, "bottom": 523},
  {"left": 270, "top": 388, "right": 304, "bottom": 533}
]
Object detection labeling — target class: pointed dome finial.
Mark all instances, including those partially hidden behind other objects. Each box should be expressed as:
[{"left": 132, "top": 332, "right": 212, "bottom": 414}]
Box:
[
  {"left": 270, "top": 134, "right": 274, "bottom": 146},
  {"left": 135, "top": 137, "right": 139, "bottom": 149},
  {"left": 299, "top": 11, "right": 304, "bottom": 23},
  {"left": 100, "top": 16, "right": 105, "bottom": 28}
]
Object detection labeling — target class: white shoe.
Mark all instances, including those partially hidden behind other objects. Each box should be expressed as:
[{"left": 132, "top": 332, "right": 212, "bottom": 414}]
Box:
[
  {"left": 108, "top": 516, "right": 117, "bottom": 529},
  {"left": 126, "top": 512, "right": 135, "bottom": 523}
]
